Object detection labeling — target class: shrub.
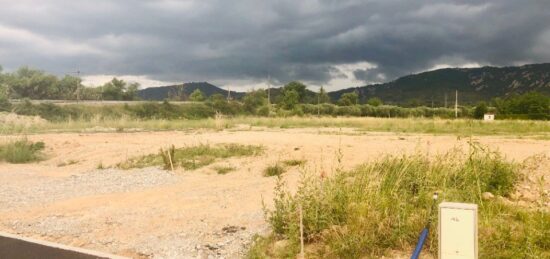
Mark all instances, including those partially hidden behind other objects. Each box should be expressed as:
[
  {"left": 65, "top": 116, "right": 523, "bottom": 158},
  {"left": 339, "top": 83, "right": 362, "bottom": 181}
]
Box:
[{"left": 0, "top": 139, "right": 45, "bottom": 163}]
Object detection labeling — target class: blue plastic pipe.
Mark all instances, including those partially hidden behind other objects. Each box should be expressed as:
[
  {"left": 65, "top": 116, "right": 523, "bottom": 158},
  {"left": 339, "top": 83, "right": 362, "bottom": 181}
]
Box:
[{"left": 410, "top": 228, "right": 429, "bottom": 259}]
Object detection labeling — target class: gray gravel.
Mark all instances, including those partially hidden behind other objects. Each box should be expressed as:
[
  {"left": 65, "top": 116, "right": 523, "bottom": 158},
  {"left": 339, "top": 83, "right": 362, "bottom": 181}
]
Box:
[{"left": 0, "top": 168, "right": 178, "bottom": 211}]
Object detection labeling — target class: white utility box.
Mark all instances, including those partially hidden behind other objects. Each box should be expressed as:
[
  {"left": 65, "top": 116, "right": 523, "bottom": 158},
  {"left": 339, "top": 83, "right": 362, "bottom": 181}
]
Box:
[{"left": 439, "top": 202, "right": 478, "bottom": 259}]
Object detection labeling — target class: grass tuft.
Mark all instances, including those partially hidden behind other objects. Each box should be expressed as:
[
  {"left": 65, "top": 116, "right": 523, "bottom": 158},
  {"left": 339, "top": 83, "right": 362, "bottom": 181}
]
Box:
[
  {"left": 214, "top": 166, "right": 236, "bottom": 175},
  {"left": 264, "top": 163, "right": 286, "bottom": 177},
  {"left": 0, "top": 139, "right": 45, "bottom": 163},
  {"left": 282, "top": 159, "right": 306, "bottom": 167},
  {"left": 118, "top": 143, "right": 263, "bottom": 170},
  {"left": 96, "top": 161, "right": 106, "bottom": 169},
  {"left": 250, "top": 145, "right": 548, "bottom": 258}
]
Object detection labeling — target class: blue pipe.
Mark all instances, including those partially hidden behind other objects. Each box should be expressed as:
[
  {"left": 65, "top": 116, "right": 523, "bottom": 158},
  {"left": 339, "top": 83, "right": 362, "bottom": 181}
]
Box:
[{"left": 410, "top": 228, "right": 429, "bottom": 259}]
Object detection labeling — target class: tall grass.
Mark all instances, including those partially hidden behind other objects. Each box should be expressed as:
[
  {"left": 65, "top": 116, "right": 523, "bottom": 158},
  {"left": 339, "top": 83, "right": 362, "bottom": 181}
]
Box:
[
  {"left": 249, "top": 145, "right": 549, "bottom": 258},
  {"left": 0, "top": 139, "right": 45, "bottom": 163}
]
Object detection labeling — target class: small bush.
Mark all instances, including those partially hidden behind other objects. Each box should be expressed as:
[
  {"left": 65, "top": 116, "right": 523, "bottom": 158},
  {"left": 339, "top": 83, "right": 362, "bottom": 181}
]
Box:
[
  {"left": 264, "top": 163, "right": 286, "bottom": 177},
  {"left": 0, "top": 139, "right": 45, "bottom": 163}
]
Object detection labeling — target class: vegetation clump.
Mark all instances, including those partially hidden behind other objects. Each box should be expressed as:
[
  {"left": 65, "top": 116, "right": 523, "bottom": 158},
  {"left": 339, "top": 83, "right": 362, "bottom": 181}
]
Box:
[
  {"left": 118, "top": 143, "right": 263, "bottom": 170},
  {"left": 214, "top": 166, "right": 236, "bottom": 175},
  {"left": 0, "top": 139, "right": 45, "bottom": 163},
  {"left": 282, "top": 159, "right": 306, "bottom": 167},
  {"left": 264, "top": 159, "right": 306, "bottom": 177},
  {"left": 264, "top": 163, "right": 286, "bottom": 177},
  {"left": 249, "top": 145, "right": 548, "bottom": 258}
]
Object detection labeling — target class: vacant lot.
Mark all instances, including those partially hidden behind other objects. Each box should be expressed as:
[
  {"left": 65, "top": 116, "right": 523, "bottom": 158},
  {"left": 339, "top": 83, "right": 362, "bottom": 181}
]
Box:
[{"left": 0, "top": 126, "right": 549, "bottom": 258}]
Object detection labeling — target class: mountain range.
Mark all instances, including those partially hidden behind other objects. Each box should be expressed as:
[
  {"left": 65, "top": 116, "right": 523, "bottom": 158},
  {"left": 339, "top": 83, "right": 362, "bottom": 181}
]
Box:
[{"left": 138, "top": 63, "right": 550, "bottom": 105}]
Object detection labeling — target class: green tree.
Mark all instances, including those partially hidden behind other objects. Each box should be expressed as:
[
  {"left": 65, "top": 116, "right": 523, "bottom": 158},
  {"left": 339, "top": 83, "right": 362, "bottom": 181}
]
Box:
[
  {"left": 57, "top": 75, "right": 81, "bottom": 100},
  {"left": 8, "top": 67, "right": 59, "bottom": 99},
  {"left": 281, "top": 81, "right": 307, "bottom": 103},
  {"left": 123, "top": 82, "right": 139, "bottom": 101},
  {"left": 318, "top": 86, "right": 330, "bottom": 104},
  {"left": 495, "top": 92, "right": 549, "bottom": 119},
  {"left": 280, "top": 89, "right": 300, "bottom": 109},
  {"left": 474, "top": 101, "right": 488, "bottom": 119},
  {"left": 100, "top": 78, "right": 139, "bottom": 101},
  {"left": 0, "top": 82, "right": 10, "bottom": 111},
  {"left": 101, "top": 78, "right": 125, "bottom": 100},
  {"left": 80, "top": 86, "right": 102, "bottom": 100},
  {"left": 189, "top": 89, "right": 206, "bottom": 102},
  {"left": 367, "top": 97, "right": 383, "bottom": 107},
  {"left": 243, "top": 89, "right": 267, "bottom": 113},
  {"left": 0, "top": 65, "right": 6, "bottom": 102},
  {"left": 337, "top": 92, "right": 359, "bottom": 106}
]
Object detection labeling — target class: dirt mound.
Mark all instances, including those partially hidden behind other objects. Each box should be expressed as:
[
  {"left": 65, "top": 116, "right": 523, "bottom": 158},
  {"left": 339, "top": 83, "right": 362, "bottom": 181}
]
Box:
[{"left": 513, "top": 154, "right": 550, "bottom": 209}]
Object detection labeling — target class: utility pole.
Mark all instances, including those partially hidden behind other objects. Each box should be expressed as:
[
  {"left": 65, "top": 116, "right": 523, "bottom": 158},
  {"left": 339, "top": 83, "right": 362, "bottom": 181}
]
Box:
[
  {"left": 444, "top": 93, "right": 447, "bottom": 108},
  {"left": 227, "top": 87, "right": 232, "bottom": 100},
  {"left": 455, "top": 90, "right": 458, "bottom": 118},
  {"left": 267, "top": 74, "right": 271, "bottom": 106}
]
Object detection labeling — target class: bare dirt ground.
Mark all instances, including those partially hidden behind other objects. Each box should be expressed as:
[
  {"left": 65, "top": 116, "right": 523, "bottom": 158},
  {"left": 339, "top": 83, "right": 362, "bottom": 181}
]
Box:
[{"left": 0, "top": 128, "right": 549, "bottom": 258}]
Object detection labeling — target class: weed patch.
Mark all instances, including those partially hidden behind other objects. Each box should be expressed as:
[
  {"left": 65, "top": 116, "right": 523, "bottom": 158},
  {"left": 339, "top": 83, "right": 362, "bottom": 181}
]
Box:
[
  {"left": 0, "top": 139, "right": 45, "bottom": 163},
  {"left": 214, "top": 166, "right": 236, "bottom": 175},
  {"left": 282, "top": 159, "right": 306, "bottom": 167},
  {"left": 264, "top": 163, "right": 286, "bottom": 177},
  {"left": 118, "top": 143, "right": 263, "bottom": 170},
  {"left": 250, "top": 146, "right": 548, "bottom": 258}
]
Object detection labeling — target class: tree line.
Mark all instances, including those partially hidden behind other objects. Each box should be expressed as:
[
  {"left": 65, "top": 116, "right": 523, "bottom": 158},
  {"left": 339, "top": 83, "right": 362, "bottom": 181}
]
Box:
[
  {"left": 1, "top": 65, "right": 548, "bottom": 120},
  {"left": 0, "top": 66, "right": 138, "bottom": 101}
]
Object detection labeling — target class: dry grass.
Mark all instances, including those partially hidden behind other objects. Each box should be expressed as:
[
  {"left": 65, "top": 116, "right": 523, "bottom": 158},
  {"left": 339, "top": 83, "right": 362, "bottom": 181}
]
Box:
[{"left": 1, "top": 115, "right": 549, "bottom": 138}]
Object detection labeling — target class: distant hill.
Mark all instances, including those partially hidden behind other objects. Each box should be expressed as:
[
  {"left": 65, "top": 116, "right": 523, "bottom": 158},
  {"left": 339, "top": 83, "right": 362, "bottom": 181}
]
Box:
[
  {"left": 138, "top": 82, "right": 244, "bottom": 101},
  {"left": 330, "top": 63, "right": 550, "bottom": 105},
  {"left": 139, "top": 63, "right": 550, "bottom": 105}
]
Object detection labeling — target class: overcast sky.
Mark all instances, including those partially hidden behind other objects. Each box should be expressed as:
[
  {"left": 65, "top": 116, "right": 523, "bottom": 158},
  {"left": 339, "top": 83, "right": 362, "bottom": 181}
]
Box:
[{"left": 0, "top": 0, "right": 549, "bottom": 90}]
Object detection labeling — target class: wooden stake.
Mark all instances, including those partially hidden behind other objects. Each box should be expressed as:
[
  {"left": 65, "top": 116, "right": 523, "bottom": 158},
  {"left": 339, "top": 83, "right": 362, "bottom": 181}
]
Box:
[
  {"left": 167, "top": 150, "right": 174, "bottom": 171},
  {"left": 455, "top": 90, "right": 458, "bottom": 118}
]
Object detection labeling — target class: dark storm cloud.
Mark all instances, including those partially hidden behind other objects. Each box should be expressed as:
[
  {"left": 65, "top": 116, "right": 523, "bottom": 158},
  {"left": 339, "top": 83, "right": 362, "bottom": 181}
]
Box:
[{"left": 0, "top": 0, "right": 549, "bottom": 89}]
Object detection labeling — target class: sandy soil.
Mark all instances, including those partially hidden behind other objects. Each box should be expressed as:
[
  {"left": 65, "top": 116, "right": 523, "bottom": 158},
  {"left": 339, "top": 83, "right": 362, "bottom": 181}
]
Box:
[{"left": 0, "top": 128, "right": 549, "bottom": 258}]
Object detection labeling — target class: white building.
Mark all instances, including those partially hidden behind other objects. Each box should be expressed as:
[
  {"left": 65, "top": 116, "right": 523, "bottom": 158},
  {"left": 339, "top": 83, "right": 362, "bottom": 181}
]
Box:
[{"left": 483, "top": 114, "right": 495, "bottom": 121}]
